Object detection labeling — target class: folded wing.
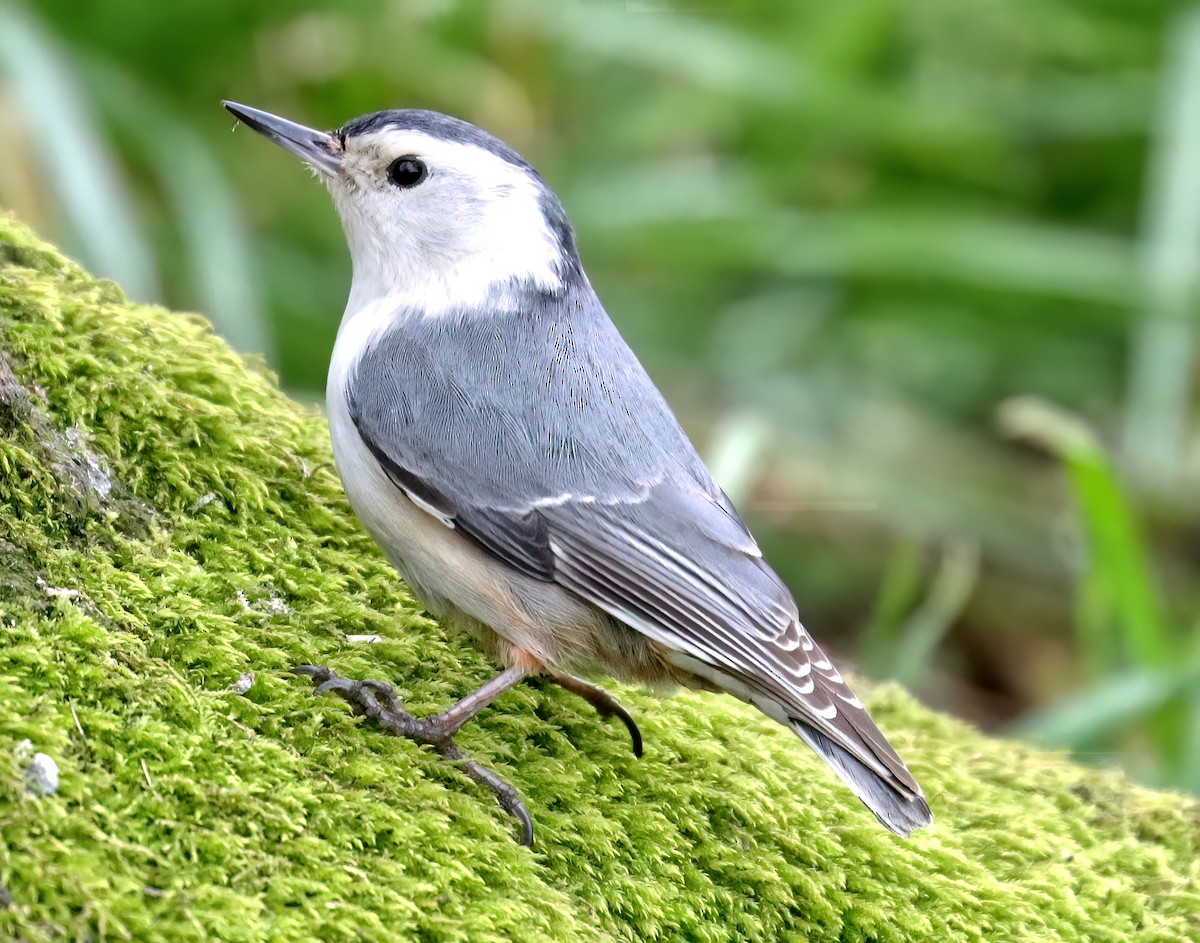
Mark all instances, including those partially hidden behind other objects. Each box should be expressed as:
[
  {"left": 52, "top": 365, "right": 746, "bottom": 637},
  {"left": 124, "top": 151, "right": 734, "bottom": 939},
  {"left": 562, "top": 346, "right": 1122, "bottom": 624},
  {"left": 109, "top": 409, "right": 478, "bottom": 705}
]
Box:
[{"left": 347, "top": 298, "right": 931, "bottom": 833}]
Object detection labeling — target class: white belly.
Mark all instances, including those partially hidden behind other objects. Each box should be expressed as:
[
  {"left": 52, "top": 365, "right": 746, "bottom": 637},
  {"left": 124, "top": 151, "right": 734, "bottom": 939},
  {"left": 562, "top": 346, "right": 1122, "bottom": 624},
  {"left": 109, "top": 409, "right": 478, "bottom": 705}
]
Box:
[{"left": 323, "top": 304, "right": 673, "bottom": 683}]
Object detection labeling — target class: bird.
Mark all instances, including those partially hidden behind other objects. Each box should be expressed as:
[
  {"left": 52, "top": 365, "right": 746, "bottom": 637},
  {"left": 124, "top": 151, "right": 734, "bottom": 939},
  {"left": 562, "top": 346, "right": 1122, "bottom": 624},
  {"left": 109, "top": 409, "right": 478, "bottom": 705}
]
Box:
[{"left": 223, "top": 100, "right": 933, "bottom": 847}]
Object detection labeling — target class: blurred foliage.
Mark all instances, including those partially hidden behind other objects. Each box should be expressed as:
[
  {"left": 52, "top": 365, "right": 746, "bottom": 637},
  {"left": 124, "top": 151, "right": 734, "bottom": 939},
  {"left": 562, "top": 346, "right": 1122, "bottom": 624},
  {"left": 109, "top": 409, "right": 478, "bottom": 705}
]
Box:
[{"left": 1, "top": 0, "right": 1197, "bottom": 792}]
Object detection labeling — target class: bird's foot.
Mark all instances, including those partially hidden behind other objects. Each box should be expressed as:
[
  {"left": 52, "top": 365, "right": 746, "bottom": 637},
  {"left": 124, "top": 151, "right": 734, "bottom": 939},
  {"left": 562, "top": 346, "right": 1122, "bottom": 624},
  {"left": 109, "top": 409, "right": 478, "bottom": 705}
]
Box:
[
  {"left": 292, "top": 665, "right": 534, "bottom": 846},
  {"left": 293, "top": 664, "right": 456, "bottom": 743},
  {"left": 550, "top": 673, "right": 643, "bottom": 758}
]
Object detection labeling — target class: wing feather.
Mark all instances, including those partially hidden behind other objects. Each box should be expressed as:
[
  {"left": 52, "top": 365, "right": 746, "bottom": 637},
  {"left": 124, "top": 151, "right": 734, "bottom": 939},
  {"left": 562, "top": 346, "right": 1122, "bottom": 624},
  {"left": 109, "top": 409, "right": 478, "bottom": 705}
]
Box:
[{"left": 545, "top": 498, "right": 919, "bottom": 790}]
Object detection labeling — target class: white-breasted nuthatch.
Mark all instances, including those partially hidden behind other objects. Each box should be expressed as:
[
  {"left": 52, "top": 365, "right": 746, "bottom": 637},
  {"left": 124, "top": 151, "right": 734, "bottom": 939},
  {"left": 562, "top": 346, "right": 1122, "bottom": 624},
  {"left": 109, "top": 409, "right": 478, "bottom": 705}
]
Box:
[{"left": 223, "top": 101, "right": 933, "bottom": 846}]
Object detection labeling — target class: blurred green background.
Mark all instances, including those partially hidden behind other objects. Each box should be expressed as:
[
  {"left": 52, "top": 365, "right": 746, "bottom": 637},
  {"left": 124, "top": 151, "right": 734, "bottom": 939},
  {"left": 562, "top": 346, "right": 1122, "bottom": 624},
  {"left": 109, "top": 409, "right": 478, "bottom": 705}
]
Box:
[{"left": 2, "top": 0, "right": 1198, "bottom": 794}]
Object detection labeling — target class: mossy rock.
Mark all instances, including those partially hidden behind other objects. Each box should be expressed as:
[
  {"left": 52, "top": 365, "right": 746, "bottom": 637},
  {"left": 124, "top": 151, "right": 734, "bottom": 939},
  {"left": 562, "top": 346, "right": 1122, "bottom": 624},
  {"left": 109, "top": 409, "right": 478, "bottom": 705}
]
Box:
[{"left": 0, "top": 213, "right": 1196, "bottom": 942}]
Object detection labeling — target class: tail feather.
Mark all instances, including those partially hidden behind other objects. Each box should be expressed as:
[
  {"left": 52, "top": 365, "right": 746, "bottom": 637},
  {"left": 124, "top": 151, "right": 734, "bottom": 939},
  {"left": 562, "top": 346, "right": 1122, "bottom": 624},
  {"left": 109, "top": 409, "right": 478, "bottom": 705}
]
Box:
[{"left": 793, "top": 720, "right": 933, "bottom": 837}]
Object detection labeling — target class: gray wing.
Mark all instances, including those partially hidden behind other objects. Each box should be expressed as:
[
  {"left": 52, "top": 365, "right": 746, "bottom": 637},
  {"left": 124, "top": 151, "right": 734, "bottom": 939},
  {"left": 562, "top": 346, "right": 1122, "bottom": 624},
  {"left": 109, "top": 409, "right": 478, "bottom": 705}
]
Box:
[{"left": 347, "top": 297, "right": 927, "bottom": 827}]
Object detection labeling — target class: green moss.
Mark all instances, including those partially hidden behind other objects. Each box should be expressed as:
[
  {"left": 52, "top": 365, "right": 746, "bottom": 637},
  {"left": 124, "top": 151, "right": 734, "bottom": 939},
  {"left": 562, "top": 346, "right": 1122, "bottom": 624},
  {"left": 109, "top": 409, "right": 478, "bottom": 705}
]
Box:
[{"left": 0, "top": 212, "right": 1195, "bottom": 942}]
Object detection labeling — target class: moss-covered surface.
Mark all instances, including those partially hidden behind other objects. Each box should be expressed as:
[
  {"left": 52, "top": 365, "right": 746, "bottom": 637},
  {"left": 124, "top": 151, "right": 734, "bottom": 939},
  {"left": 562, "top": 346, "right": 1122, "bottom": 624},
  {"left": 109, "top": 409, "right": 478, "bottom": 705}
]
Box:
[{"left": 0, "top": 213, "right": 1196, "bottom": 942}]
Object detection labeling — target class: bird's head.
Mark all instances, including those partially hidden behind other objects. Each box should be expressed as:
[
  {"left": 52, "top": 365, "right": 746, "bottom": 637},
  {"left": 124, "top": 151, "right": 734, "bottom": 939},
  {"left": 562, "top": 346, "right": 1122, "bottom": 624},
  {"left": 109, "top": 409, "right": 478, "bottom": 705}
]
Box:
[{"left": 222, "top": 102, "right": 579, "bottom": 315}]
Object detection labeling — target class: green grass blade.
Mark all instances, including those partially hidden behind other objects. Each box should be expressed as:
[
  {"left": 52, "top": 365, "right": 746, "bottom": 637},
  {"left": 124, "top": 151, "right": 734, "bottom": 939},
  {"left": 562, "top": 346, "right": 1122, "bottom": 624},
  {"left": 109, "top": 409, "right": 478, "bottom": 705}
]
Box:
[
  {"left": 889, "top": 539, "right": 980, "bottom": 688},
  {"left": 84, "top": 61, "right": 273, "bottom": 360},
  {"left": 999, "top": 396, "right": 1172, "bottom": 672},
  {"left": 703, "top": 411, "right": 772, "bottom": 506},
  {"left": 1122, "top": 9, "right": 1200, "bottom": 485},
  {"left": 858, "top": 536, "right": 926, "bottom": 678},
  {"left": 0, "top": 4, "right": 158, "bottom": 301},
  {"left": 999, "top": 396, "right": 1186, "bottom": 781},
  {"left": 1013, "top": 656, "right": 1200, "bottom": 752}
]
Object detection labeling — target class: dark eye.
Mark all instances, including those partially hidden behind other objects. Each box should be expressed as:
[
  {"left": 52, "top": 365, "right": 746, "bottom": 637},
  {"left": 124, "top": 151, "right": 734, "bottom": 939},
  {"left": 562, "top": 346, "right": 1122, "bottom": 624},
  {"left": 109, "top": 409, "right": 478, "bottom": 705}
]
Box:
[{"left": 387, "top": 156, "right": 427, "bottom": 189}]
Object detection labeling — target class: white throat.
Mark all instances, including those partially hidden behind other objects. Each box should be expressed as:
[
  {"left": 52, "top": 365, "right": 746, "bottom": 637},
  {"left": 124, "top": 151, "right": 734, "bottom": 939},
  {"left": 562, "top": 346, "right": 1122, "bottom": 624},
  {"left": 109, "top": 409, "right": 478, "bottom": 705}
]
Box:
[{"left": 340, "top": 230, "right": 562, "bottom": 324}]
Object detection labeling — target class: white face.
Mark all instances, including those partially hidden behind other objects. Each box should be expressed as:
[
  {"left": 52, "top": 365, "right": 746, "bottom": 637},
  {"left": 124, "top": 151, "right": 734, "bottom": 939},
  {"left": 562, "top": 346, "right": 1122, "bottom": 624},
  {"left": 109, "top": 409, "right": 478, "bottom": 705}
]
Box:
[{"left": 324, "top": 127, "right": 565, "bottom": 318}]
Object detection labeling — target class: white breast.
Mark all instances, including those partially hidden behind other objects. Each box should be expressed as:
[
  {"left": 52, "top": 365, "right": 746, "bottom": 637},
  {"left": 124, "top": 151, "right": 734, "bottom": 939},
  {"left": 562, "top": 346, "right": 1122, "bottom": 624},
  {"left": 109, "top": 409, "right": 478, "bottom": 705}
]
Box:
[{"left": 324, "top": 300, "right": 610, "bottom": 668}]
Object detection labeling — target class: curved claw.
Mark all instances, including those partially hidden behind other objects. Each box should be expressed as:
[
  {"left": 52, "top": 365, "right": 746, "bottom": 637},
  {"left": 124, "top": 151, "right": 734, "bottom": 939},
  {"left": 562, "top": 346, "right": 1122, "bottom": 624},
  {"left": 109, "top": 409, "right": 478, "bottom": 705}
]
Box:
[
  {"left": 291, "top": 664, "right": 333, "bottom": 681},
  {"left": 511, "top": 794, "right": 536, "bottom": 848},
  {"left": 314, "top": 677, "right": 357, "bottom": 697},
  {"left": 586, "top": 697, "right": 644, "bottom": 759},
  {"left": 550, "top": 674, "right": 644, "bottom": 758},
  {"left": 357, "top": 678, "right": 404, "bottom": 713},
  {"left": 442, "top": 742, "right": 535, "bottom": 847},
  {"left": 359, "top": 678, "right": 398, "bottom": 696},
  {"left": 608, "top": 702, "right": 644, "bottom": 759}
]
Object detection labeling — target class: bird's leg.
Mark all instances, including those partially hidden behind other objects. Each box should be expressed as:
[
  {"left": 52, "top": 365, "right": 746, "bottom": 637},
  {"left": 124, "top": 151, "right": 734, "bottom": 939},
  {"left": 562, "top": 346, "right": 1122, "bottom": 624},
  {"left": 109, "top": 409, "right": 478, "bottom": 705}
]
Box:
[
  {"left": 549, "top": 673, "right": 643, "bottom": 758},
  {"left": 292, "top": 664, "right": 534, "bottom": 845}
]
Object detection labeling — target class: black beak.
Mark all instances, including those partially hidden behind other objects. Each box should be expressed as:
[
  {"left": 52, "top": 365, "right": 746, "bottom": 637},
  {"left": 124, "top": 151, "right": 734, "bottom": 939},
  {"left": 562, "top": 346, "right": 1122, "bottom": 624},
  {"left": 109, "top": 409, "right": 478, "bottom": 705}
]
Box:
[{"left": 222, "top": 101, "right": 343, "bottom": 175}]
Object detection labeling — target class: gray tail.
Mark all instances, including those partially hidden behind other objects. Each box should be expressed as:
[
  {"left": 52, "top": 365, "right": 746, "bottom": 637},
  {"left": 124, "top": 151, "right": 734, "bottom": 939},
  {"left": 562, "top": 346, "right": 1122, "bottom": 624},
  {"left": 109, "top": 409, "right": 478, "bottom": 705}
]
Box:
[{"left": 793, "top": 721, "right": 933, "bottom": 837}]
